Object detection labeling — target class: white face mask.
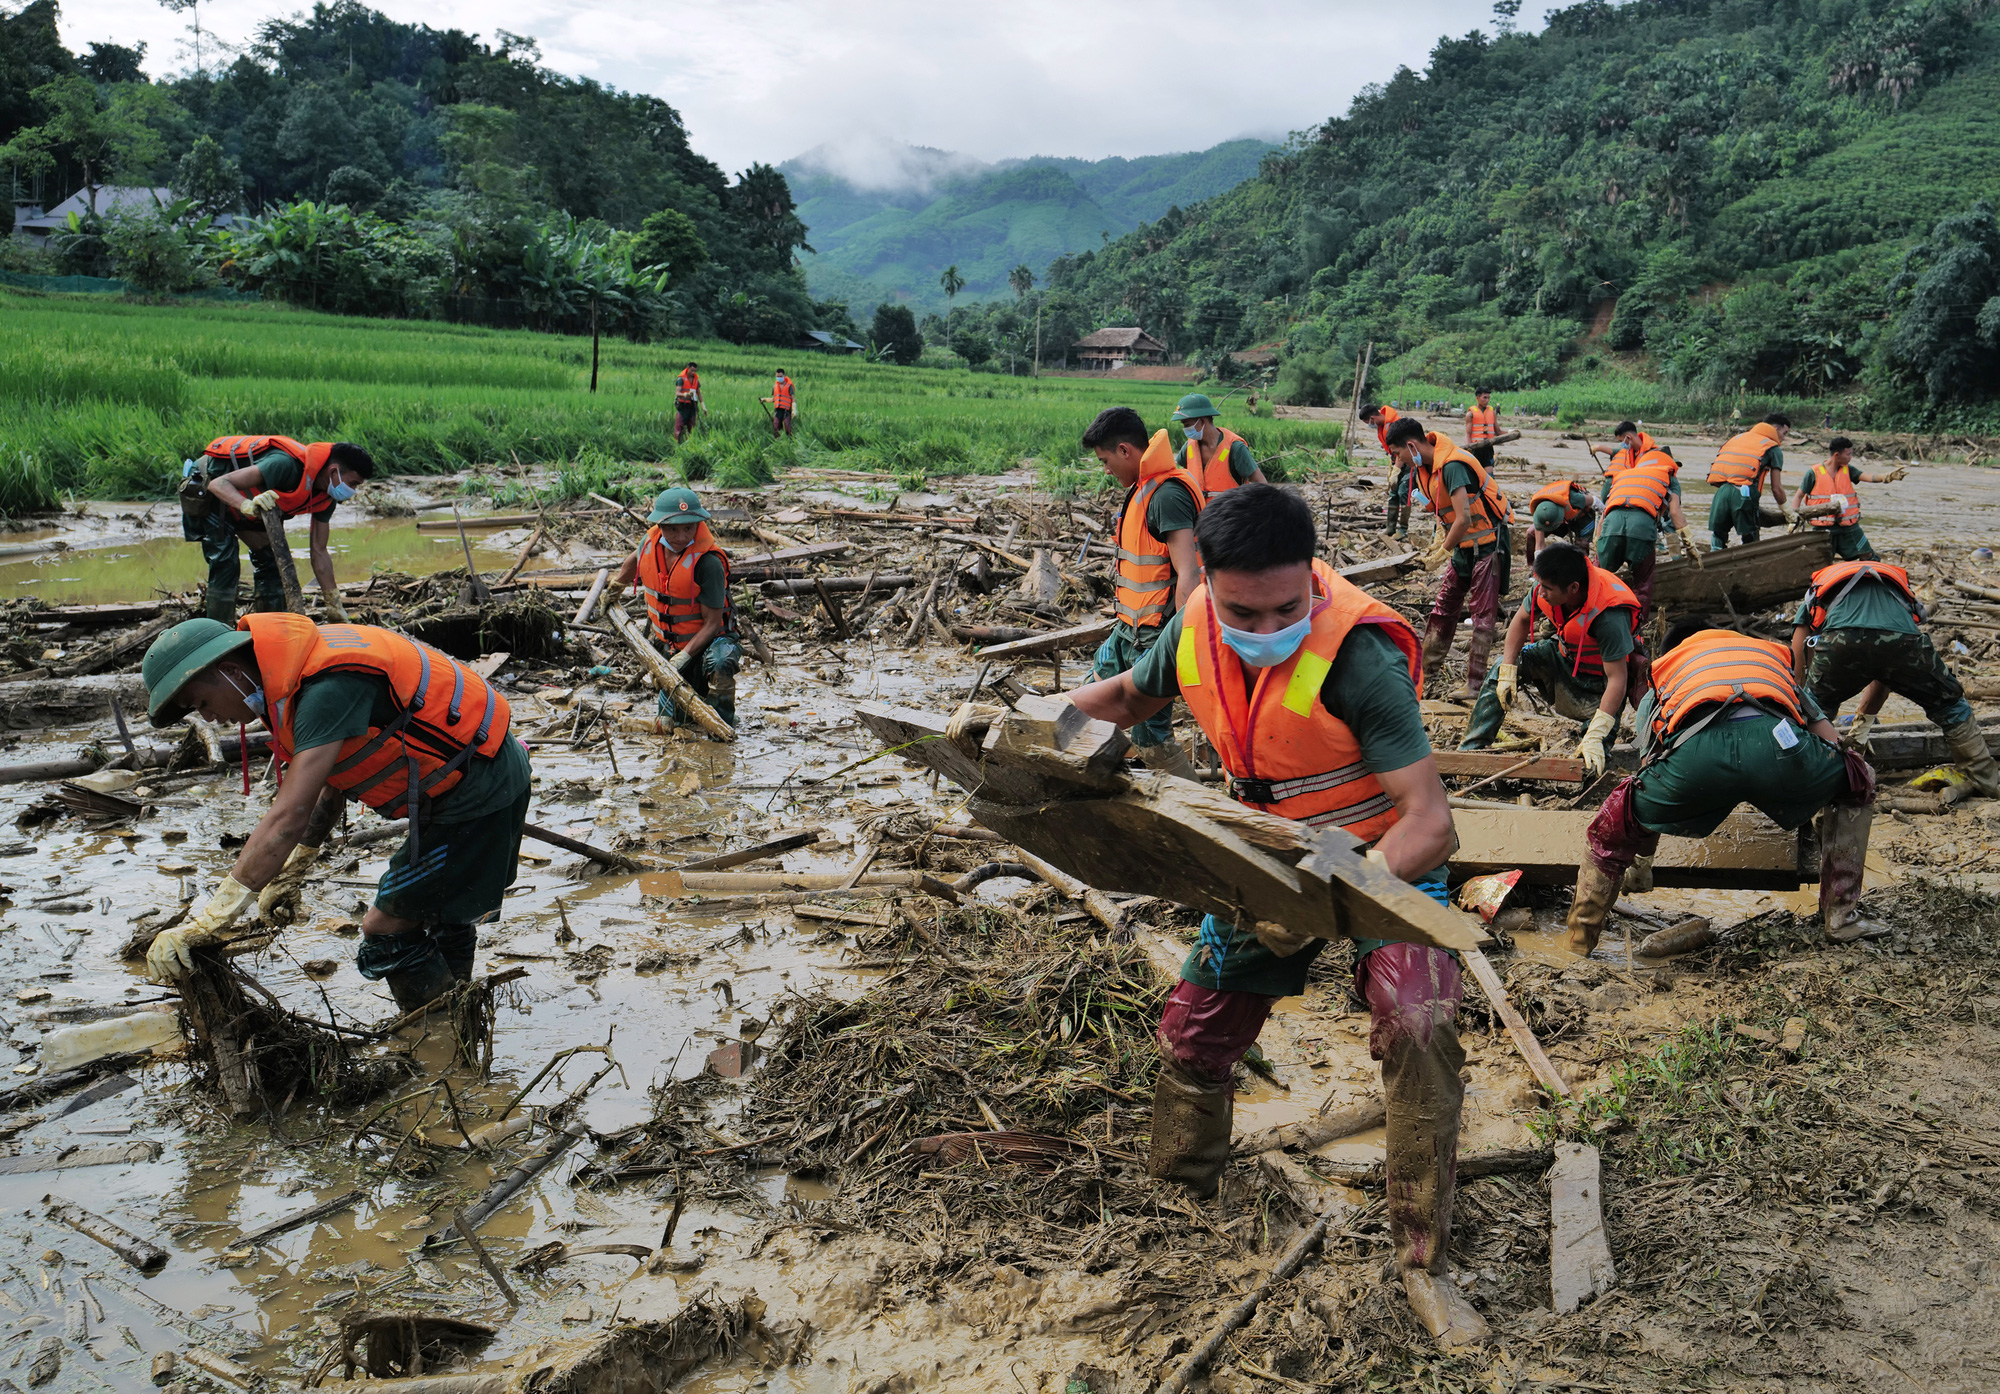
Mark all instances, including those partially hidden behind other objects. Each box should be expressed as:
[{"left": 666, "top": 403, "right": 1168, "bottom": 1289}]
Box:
[{"left": 222, "top": 669, "right": 266, "bottom": 719}]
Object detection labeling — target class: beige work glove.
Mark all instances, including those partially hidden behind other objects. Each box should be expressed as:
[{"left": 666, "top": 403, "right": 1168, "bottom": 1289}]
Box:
[
  {"left": 1576, "top": 709, "right": 1618, "bottom": 779},
  {"left": 1249, "top": 916, "right": 1313, "bottom": 958},
  {"left": 1420, "top": 536, "right": 1454, "bottom": 572},
  {"left": 1886, "top": 464, "right": 1909, "bottom": 482},
  {"left": 241, "top": 489, "right": 282, "bottom": 519},
  {"left": 257, "top": 843, "right": 321, "bottom": 924},
  {"left": 147, "top": 875, "right": 254, "bottom": 981},
  {"left": 1676, "top": 527, "right": 1704, "bottom": 569},
  {"left": 1494, "top": 663, "right": 1519, "bottom": 710},
  {"left": 944, "top": 700, "right": 1007, "bottom": 752},
  {"left": 323, "top": 594, "right": 349, "bottom": 623},
  {"left": 1847, "top": 711, "right": 1877, "bottom": 752}
]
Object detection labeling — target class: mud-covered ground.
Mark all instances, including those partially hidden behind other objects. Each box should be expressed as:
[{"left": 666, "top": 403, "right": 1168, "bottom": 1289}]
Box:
[{"left": 0, "top": 419, "right": 1996, "bottom": 1394}]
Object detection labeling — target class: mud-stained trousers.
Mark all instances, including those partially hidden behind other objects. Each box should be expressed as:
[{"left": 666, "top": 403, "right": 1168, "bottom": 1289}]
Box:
[
  {"left": 1154, "top": 942, "right": 1466, "bottom": 1271},
  {"left": 1423, "top": 546, "right": 1504, "bottom": 694}
]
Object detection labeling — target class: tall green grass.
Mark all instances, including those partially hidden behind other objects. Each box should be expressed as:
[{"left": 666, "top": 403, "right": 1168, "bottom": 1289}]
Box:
[{"left": 0, "top": 290, "right": 1342, "bottom": 513}]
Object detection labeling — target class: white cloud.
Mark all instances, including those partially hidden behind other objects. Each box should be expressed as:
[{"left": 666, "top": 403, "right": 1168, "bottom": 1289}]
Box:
[{"left": 62, "top": 0, "right": 1511, "bottom": 174}]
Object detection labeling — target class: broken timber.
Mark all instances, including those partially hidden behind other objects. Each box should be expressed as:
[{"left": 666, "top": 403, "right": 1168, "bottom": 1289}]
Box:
[
  {"left": 1432, "top": 752, "right": 1584, "bottom": 783},
  {"left": 1450, "top": 805, "right": 1811, "bottom": 888},
  {"left": 972, "top": 618, "right": 1116, "bottom": 660},
  {"left": 261, "top": 510, "right": 310, "bottom": 615},
  {"left": 1549, "top": 1142, "right": 1616, "bottom": 1312},
  {"left": 1650, "top": 529, "right": 1833, "bottom": 616},
  {"left": 604, "top": 604, "right": 735, "bottom": 742},
  {"left": 854, "top": 698, "right": 1486, "bottom": 955}
]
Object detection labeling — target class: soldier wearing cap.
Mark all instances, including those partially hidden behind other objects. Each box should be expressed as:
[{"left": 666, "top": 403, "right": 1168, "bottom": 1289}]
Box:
[
  {"left": 1171, "top": 393, "right": 1266, "bottom": 496},
  {"left": 611, "top": 488, "right": 741, "bottom": 727}
]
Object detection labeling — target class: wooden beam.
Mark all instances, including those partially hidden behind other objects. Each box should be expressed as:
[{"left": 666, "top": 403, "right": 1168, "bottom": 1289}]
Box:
[
  {"left": 972, "top": 617, "right": 1116, "bottom": 659},
  {"left": 1549, "top": 1142, "right": 1616, "bottom": 1313},
  {"left": 1432, "top": 751, "right": 1585, "bottom": 783},
  {"left": 603, "top": 605, "right": 736, "bottom": 742},
  {"left": 1650, "top": 529, "right": 1832, "bottom": 615},
  {"left": 1335, "top": 551, "right": 1419, "bottom": 586},
  {"left": 732, "top": 541, "right": 851, "bottom": 569},
  {"left": 1449, "top": 805, "right": 1808, "bottom": 888}
]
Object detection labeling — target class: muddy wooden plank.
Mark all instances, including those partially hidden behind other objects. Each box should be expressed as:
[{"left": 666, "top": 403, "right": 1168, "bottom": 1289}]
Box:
[
  {"left": 1650, "top": 529, "right": 1833, "bottom": 615},
  {"left": 237, "top": 1188, "right": 365, "bottom": 1247},
  {"left": 971, "top": 617, "right": 1115, "bottom": 659},
  {"left": 0, "top": 1141, "right": 160, "bottom": 1173},
  {"left": 1432, "top": 752, "right": 1585, "bottom": 783},
  {"left": 17, "top": 603, "right": 164, "bottom": 627},
  {"left": 732, "top": 541, "right": 851, "bottom": 570},
  {"left": 1449, "top": 806, "right": 1809, "bottom": 888},
  {"left": 0, "top": 673, "right": 148, "bottom": 726},
  {"left": 1549, "top": 1141, "right": 1616, "bottom": 1313},
  {"left": 759, "top": 574, "right": 916, "bottom": 597},
  {"left": 1335, "top": 551, "right": 1419, "bottom": 586}
]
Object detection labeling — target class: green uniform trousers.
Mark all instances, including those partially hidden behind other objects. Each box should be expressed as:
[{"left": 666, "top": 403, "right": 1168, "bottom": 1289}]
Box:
[
  {"left": 1634, "top": 711, "right": 1849, "bottom": 837},
  {"left": 1707, "top": 486, "right": 1762, "bottom": 548},
  {"left": 1459, "top": 638, "right": 1606, "bottom": 749},
  {"left": 1805, "top": 627, "right": 1972, "bottom": 729},
  {"left": 1094, "top": 622, "right": 1175, "bottom": 749}
]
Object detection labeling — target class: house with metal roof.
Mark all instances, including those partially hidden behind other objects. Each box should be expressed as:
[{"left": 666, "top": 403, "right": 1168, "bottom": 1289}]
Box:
[{"left": 1070, "top": 327, "right": 1168, "bottom": 371}]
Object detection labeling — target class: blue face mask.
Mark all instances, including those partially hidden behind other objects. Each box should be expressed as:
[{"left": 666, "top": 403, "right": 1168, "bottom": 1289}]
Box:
[
  {"left": 1183, "top": 422, "right": 1203, "bottom": 442},
  {"left": 1217, "top": 609, "right": 1314, "bottom": 669},
  {"left": 223, "top": 669, "right": 266, "bottom": 719},
  {"left": 327, "top": 479, "right": 357, "bottom": 502}
]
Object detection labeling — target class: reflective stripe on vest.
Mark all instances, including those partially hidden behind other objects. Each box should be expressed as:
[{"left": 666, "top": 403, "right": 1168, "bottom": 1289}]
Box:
[
  {"left": 1114, "top": 431, "right": 1204, "bottom": 629},
  {"left": 245, "top": 615, "right": 512, "bottom": 840},
  {"left": 1530, "top": 480, "right": 1584, "bottom": 524},
  {"left": 1801, "top": 463, "right": 1860, "bottom": 527},
  {"left": 1707, "top": 424, "right": 1780, "bottom": 488},
  {"left": 635, "top": 524, "right": 734, "bottom": 650},
  {"left": 1417, "top": 435, "right": 1507, "bottom": 549},
  {"left": 1466, "top": 405, "right": 1499, "bottom": 442},
  {"left": 1605, "top": 452, "right": 1677, "bottom": 517},
  {"left": 203, "top": 435, "right": 337, "bottom": 520},
  {"left": 1648, "top": 630, "right": 1804, "bottom": 757},
  {"left": 1803, "top": 560, "right": 1919, "bottom": 634},
  {"left": 1606, "top": 431, "right": 1657, "bottom": 474},
  {"left": 1193, "top": 426, "right": 1249, "bottom": 494},
  {"left": 1533, "top": 563, "right": 1640, "bottom": 682},
  {"left": 1175, "top": 559, "right": 1418, "bottom": 840}
]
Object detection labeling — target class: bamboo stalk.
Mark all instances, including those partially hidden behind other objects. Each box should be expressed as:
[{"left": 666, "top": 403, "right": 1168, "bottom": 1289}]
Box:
[
  {"left": 260, "top": 510, "right": 308, "bottom": 615},
  {"left": 605, "top": 604, "right": 735, "bottom": 742},
  {"left": 43, "top": 1195, "right": 168, "bottom": 1274}
]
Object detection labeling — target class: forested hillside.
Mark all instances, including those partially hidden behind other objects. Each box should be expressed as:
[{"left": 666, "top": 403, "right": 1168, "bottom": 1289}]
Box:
[
  {"left": 0, "top": 0, "right": 842, "bottom": 344},
  {"left": 786, "top": 140, "right": 1273, "bottom": 314},
  {"left": 962, "top": 0, "right": 2000, "bottom": 422}
]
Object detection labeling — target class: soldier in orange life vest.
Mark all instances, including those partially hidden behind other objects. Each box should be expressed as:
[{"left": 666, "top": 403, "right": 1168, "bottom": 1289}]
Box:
[
  {"left": 1064, "top": 485, "right": 1484, "bottom": 1346},
  {"left": 1790, "top": 559, "right": 1998, "bottom": 795},
  {"left": 1385, "top": 417, "right": 1513, "bottom": 700},
  {"left": 1171, "top": 393, "right": 1266, "bottom": 493},
  {"left": 1587, "top": 420, "right": 1656, "bottom": 476},
  {"left": 136, "top": 614, "right": 531, "bottom": 1011},
  {"left": 1594, "top": 443, "right": 1698, "bottom": 623},
  {"left": 1798, "top": 436, "right": 1906, "bottom": 561},
  {"left": 762, "top": 370, "right": 796, "bottom": 438},
  {"left": 1525, "top": 479, "right": 1600, "bottom": 559},
  {"left": 673, "top": 362, "right": 701, "bottom": 442},
  {"left": 1705, "top": 413, "right": 1791, "bottom": 551},
  {"left": 1566, "top": 618, "right": 1878, "bottom": 954},
  {"left": 1359, "top": 404, "right": 1411, "bottom": 537},
  {"left": 1463, "top": 387, "right": 1501, "bottom": 470},
  {"left": 610, "top": 488, "right": 740, "bottom": 728},
  {"left": 1082, "top": 407, "right": 1205, "bottom": 778},
  {"left": 184, "top": 436, "right": 374, "bottom": 625}
]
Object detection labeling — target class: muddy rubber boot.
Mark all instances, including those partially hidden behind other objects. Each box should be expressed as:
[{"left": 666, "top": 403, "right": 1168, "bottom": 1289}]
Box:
[
  {"left": 1818, "top": 801, "right": 1885, "bottom": 943},
  {"left": 1402, "top": 1270, "right": 1490, "bottom": 1348},
  {"left": 1621, "top": 855, "right": 1655, "bottom": 894},
  {"left": 1147, "top": 1059, "right": 1232, "bottom": 1198},
  {"left": 1451, "top": 625, "right": 1495, "bottom": 702},
  {"left": 1565, "top": 861, "right": 1621, "bottom": 956},
  {"left": 1944, "top": 717, "right": 2000, "bottom": 798},
  {"left": 430, "top": 923, "right": 478, "bottom": 982},
  {"left": 203, "top": 587, "right": 238, "bottom": 626},
  {"left": 384, "top": 950, "right": 458, "bottom": 1012},
  {"left": 1136, "top": 739, "right": 1200, "bottom": 781},
  {"left": 706, "top": 665, "right": 738, "bottom": 728},
  {"left": 1420, "top": 620, "right": 1454, "bottom": 694}
]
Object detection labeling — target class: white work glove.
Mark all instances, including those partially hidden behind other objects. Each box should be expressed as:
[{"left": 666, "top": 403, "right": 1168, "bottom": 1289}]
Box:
[
  {"left": 1576, "top": 709, "right": 1618, "bottom": 779},
  {"left": 1249, "top": 917, "right": 1313, "bottom": 958},
  {"left": 241, "top": 489, "right": 282, "bottom": 519},
  {"left": 257, "top": 844, "right": 321, "bottom": 924},
  {"left": 1847, "top": 712, "right": 1877, "bottom": 752},
  {"left": 1494, "top": 663, "right": 1519, "bottom": 710},
  {"left": 323, "top": 595, "right": 349, "bottom": 623},
  {"left": 147, "top": 875, "right": 255, "bottom": 981}
]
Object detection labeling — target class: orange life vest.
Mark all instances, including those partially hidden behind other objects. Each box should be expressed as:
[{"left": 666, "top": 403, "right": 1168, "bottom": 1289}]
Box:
[
  {"left": 1801, "top": 560, "right": 1921, "bottom": 634},
  {"left": 1707, "top": 422, "right": 1782, "bottom": 488},
  {"left": 1177, "top": 558, "right": 1419, "bottom": 841},
  {"left": 203, "top": 435, "right": 338, "bottom": 522},
  {"left": 243, "top": 614, "right": 512, "bottom": 840},
  {"left": 1372, "top": 406, "right": 1401, "bottom": 451},
  {"left": 676, "top": 369, "right": 700, "bottom": 404},
  {"left": 772, "top": 376, "right": 794, "bottom": 410},
  {"left": 1533, "top": 563, "right": 1641, "bottom": 682},
  {"left": 1414, "top": 434, "right": 1509, "bottom": 549},
  {"left": 1530, "top": 480, "right": 1586, "bottom": 526},
  {"left": 636, "top": 523, "right": 734, "bottom": 650},
  {"left": 1114, "top": 431, "right": 1205, "bottom": 631},
  {"left": 1647, "top": 630, "right": 1805, "bottom": 759},
  {"left": 1188, "top": 426, "right": 1250, "bottom": 495},
  {"left": 1800, "top": 461, "right": 1860, "bottom": 527},
  {"left": 1466, "top": 404, "right": 1499, "bottom": 443},
  {"left": 1605, "top": 431, "right": 1657, "bottom": 473},
  {"left": 1605, "top": 449, "right": 1678, "bottom": 517}
]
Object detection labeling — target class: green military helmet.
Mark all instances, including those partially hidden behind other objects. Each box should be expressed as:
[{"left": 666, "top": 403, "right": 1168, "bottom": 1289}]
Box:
[
  {"left": 1533, "top": 500, "right": 1566, "bottom": 532},
  {"left": 647, "top": 487, "right": 712, "bottom": 524},
  {"left": 142, "top": 617, "right": 254, "bottom": 727},
  {"left": 1171, "top": 393, "right": 1218, "bottom": 423}
]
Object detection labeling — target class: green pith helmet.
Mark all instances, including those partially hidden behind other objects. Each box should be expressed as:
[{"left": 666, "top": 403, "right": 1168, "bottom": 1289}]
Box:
[
  {"left": 142, "top": 618, "right": 254, "bottom": 727},
  {"left": 1171, "top": 393, "right": 1218, "bottom": 423},
  {"left": 1532, "top": 501, "right": 1565, "bottom": 532},
  {"left": 647, "top": 487, "right": 711, "bottom": 525}
]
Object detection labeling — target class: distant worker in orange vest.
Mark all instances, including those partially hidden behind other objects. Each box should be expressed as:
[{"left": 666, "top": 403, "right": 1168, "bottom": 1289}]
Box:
[
  {"left": 1525, "top": 479, "right": 1600, "bottom": 559},
  {"left": 137, "top": 613, "right": 530, "bottom": 1011},
  {"left": 1066, "top": 485, "right": 1483, "bottom": 1347},
  {"left": 610, "top": 488, "right": 740, "bottom": 728},
  {"left": 1797, "top": 437, "right": 1905, "bottom": 561},
  {"left": 673, "top": 361, "right": 701, "bottom": 442},
  {"left": 1083, "top": 407, "right": 1204, "bottom": 778},
  {"left": 183, "top": 436, "right": 374, "bottom": 625},
  {"left": 1359, "top": 404, "right": 1410, "bottom": 537},
  {"left": 1587, "top": 420, "right": 1656, "bottom": 476},
  {"left": 1387, "top": 417, "right": 1513, "bottom": 699},
  {"left": 1791, "top": 559, "right": 1997, "bottom": 794},
  {"left": 1594, "top": 444, "right": 1698, "bottom": 622},
  {"left": 1567, "top": 619, "right": 1877, "bottom": 954},
  {"left": 1463, "top": 387, "right": 1501, "bottom": 469},
  {"left": 1171, "top": 393, "right": 1266, "bottom": 493},
  {"left": 763, "top": 370, "right": 797, "bottom": 438},
  {"left": 1705, "top": 413, "right": 1792, "bottom": 550}
]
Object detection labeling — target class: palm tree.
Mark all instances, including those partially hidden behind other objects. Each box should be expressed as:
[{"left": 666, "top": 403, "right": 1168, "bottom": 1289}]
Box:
[
  {"left": 939, "top": 264, "right": 965, "bottom": 304},
  {"left": 1009, "top": 264, "right": 1034, "bottom": 299}
]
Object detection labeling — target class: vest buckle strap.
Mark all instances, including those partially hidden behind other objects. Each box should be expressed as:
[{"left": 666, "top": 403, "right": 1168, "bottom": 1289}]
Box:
[{"left": 1229, "top": 776, "right": 1277, "bottom": 804}]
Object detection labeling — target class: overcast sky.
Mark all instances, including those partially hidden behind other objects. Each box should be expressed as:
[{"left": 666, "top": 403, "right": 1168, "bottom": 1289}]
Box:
[{"left": 63, "top": 0, "right": 1521, "bottom": 178}]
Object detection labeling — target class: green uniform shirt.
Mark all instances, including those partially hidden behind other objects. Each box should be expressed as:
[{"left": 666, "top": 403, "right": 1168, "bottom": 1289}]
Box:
[
  {"left": 690, "top": 551, "right": 729, "bottom": 610},
  {"left": 1143, "top": 476, "right": 1200, "bottom": 540},
  {"left": 1173, "top": 439, "right": 1259, "bottom": 485},
  {"left": 1518, "top": 589, "right": 1636, "bottom": 663},
  {"left": 291, "top": 672, "right": 530, "bottom": 821},
  {"left": 253, "top": 449, "right": 307, "bottom": 494},
  {"left": 1793, "top": 575, "right": 1919, "bottom": 636}
]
